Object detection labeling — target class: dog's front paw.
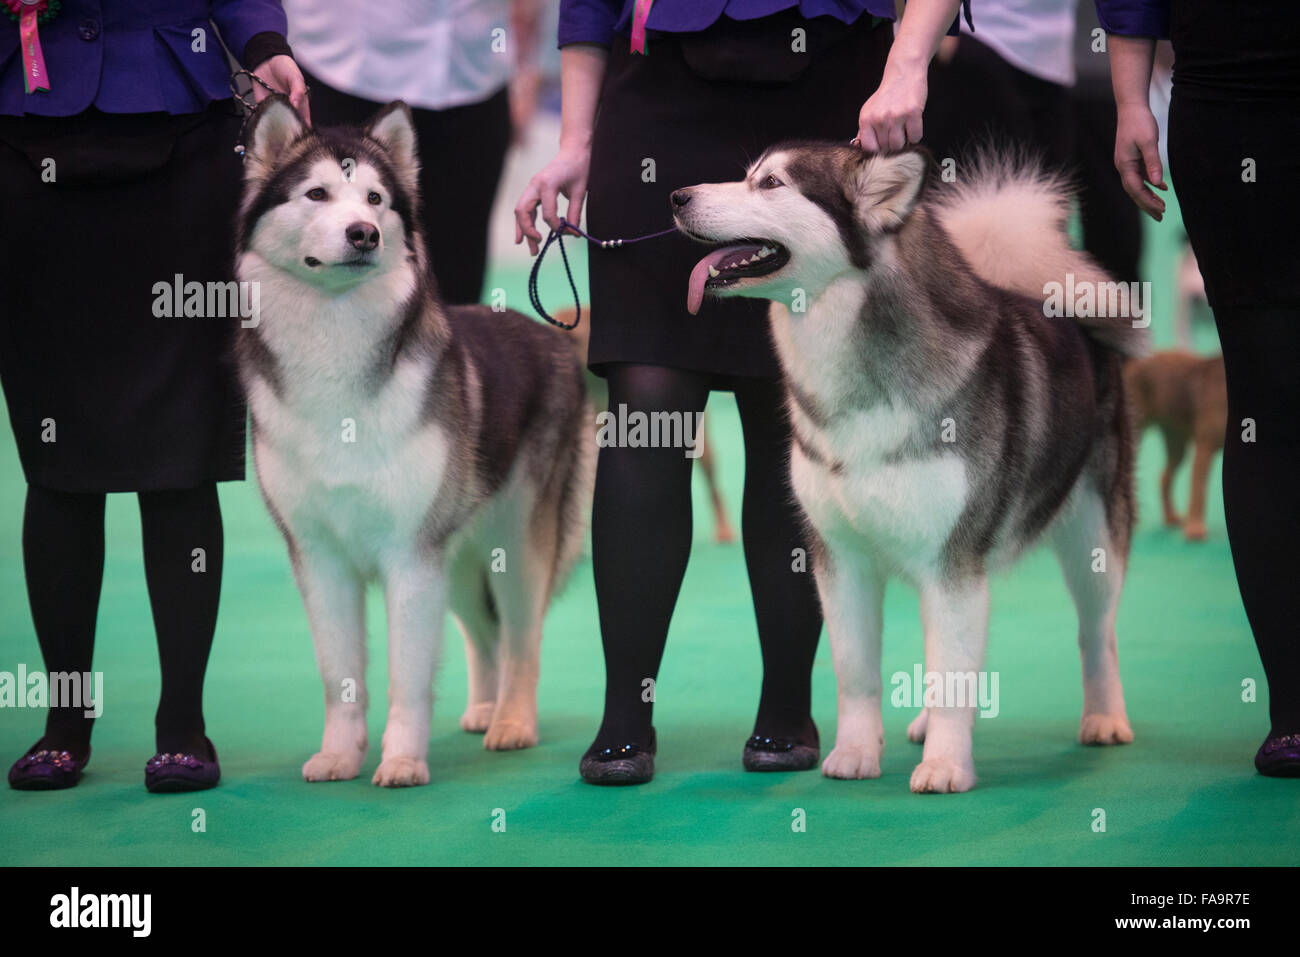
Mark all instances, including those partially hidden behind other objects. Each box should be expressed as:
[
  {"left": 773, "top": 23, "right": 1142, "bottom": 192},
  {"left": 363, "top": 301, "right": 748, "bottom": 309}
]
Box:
[
  {"left": 821, "top": 745, "right": 882, "bottom": 780},
  {"left": 371, "top": 756, "right": 430, "bottom": 787},
  {"left": 1079, "top": 713, "right": 1134, "bottom": 745},
  {"left": 302, "top": 750, "right": 364, "bottom": 782},
  {"left": 1183, "top": 519, "right": 1208, "bottom": 542},
  {"left": 910, "top": 757, "right": 977, "bottom": 794},
  {"left": 907, "top": 709, "right": 929, "bottom": 744},
  {"left": 483, "top": 718, "right": 538, "bottom": 751},
  {"left": 460, "top": 701, "right": 495, "bottom": 733}
]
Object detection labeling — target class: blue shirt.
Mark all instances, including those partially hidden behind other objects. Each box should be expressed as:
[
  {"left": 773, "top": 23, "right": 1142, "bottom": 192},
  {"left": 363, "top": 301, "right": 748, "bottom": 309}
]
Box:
[
  {"left": 1094, "top": 0, "right": 1170, "bottom": 38},
  {"left": 0, "top": 0, "right": 288, "bottom": 116}
]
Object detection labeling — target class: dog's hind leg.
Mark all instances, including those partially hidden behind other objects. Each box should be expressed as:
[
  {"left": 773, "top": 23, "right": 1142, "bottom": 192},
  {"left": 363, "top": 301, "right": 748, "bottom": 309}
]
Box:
[
  {"left": 293, "top": 547, "right": 369, "bottom": 782},
  {"left": 481, "top": 522, "right": 550, "bottom": 752},
  {"left": 911, "top": 575, "right": 988, "bottom": 794},
  {"left": 818, "top": 542, "right": 887, "bottom": 781},
  {"left": 1183, "top": 435, "right": 1218, "bottom": 542},
  {"left": 373, "top": 556, "right": 446, "bottom": 787},
  {"left": 449, "top": 557, "right": 499, "bottom": 733},
  {"left": 1159, "top": 427, "right": 1188, "bottom": 528},
  {"left": 1051, "top": 486, "right": 1134, "bottom": 746}
]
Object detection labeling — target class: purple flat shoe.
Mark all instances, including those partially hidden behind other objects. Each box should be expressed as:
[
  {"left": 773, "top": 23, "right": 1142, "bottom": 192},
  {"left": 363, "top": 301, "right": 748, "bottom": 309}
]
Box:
[
  {"left": 8, "top": 743, "right": 90, "bottom": 791},
  {"left": 1255, "top": 732, "right": 1300, "bottom": 777},
  {"left": 145, "top": 737, "right": 220, "bottom": 793}
]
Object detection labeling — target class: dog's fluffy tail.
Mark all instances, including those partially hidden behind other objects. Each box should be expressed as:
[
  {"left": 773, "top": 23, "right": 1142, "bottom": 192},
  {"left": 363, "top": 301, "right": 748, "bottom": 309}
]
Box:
[{"left": 933, "top": 149, "right": 1150, "bottom": 357}]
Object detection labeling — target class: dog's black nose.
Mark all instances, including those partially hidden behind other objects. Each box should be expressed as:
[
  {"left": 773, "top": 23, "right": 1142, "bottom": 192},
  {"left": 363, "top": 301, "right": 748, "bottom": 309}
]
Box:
[
  {"left": 670, "top": 189, "right": 691, "bottom": 208},
  {"left": 346, "top": 222, "right": 380, "bottom": 251}
]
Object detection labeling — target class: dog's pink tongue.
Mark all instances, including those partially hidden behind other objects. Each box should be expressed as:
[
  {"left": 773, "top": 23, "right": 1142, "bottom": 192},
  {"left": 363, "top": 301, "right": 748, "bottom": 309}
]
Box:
[{"left": 687, "top": 245, "right": 749, "bottom": 316}]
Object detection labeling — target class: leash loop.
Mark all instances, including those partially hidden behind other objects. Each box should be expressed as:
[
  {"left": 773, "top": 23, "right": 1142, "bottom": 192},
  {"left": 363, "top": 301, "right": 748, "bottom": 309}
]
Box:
[{"left": 528, "top": 217, "right": 677, "bottom": 331}]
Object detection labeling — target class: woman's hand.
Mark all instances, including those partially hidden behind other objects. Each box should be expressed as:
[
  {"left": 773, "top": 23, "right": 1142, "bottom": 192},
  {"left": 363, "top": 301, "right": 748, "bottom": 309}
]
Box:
[
  {"left": 855, "top": 0, "right": 963, "bottom": 152},
  {"left": 1113, "top": 101, "right": 1167, "bottom": 222},
  {"left": 514, "top": 143, "right": 591, "bottom": 255},
  {"left": 856, "top": 57, "right": 928, "bottom": 152},
  {"left": 253, "top": 54, "right": 312, "bottom": 126}
]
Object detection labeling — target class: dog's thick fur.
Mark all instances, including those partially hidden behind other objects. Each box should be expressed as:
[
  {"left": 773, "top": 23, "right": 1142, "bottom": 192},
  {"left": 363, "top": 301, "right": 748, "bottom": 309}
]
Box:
[
  {"left": 234, "top": 96, "right": 594, "bottom": 787},
  {"left": 674, "top": 143, "right": 1145, "bottom": 792},
  {"left": 1125, "top": 350, "right": 1227, "bottom": 541}
]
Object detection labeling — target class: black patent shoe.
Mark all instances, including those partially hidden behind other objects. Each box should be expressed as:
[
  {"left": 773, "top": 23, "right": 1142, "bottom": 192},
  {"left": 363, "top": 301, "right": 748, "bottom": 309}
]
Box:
[
  {"left": 743, "top": 731, "right": 820, "bottom": 772},
  {"left": 580, "top": 728, "right": 656, "bottom": 785},
  {"left": 8, "top": 742, "right": 90, "bottom": 791},
  {"left": 1255, "top": 732, "right": 1300, "bottom": 777}
]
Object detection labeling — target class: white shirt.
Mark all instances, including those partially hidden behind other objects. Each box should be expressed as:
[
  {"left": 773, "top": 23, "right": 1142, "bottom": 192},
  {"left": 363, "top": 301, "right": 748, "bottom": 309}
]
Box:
[
  {"left": 284, "top": 0, "right": 513, "bottom": 111},
  {"left": 961, "top": 0, "right": 1080, "bottom": 88}
]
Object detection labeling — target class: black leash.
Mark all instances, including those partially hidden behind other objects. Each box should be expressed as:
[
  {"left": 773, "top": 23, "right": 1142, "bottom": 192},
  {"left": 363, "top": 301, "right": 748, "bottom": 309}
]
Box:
[
  {"left": 528, "top": 217, "right": 676, "bottom": 330},
  {"left": 229, "top": 69, "right": 311, "bottom": 159}
]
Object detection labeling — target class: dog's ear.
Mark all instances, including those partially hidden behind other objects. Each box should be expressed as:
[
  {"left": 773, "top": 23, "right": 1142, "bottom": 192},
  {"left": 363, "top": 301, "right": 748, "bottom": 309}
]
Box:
[
  {"left": 848, "top": 149, "right": 929, "bottom": 233},
  {"left": 244, "top": 94, "right": 306, "bottom": 176},
  {"left": 366, "top": 101, "right": 419, "bottom": 170}
]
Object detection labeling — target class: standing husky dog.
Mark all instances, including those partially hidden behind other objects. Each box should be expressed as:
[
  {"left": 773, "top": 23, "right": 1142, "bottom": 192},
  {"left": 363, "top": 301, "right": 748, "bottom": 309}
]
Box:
[
  {"left": 673, "top": 142, "right": 1145, "bottom": 792},
  {"left": 234, "top": 96, "right": 594, "bottom": 787}
]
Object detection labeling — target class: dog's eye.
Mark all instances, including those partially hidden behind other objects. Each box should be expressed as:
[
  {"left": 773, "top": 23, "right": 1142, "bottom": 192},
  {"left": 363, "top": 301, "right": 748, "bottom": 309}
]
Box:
[
  {"left": 368, "top": 191, "right": 383, "bottom": 206},
  {"left": 759, "top": 174, "right": 784, "bottom": 190},
  {"left": 306, "top": 187, "right": 327, "bottom": 201}
]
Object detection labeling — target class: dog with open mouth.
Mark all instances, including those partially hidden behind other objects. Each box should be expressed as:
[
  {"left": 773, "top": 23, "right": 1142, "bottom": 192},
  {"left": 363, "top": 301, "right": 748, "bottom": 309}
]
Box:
[{"left": 674, "top": 142, "right": 1146, "bottom": 792}]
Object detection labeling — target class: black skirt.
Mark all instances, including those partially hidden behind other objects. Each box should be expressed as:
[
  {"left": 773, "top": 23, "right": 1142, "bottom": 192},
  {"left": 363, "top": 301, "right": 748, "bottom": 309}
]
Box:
[
  {"left": 0, "top": 103, "right": 247, "bottom": 492},
  {"left": 585, "top": 12, "right": 892, "bottom": 379},
  {"left": 1167, "top": 1, "right": 1300, "bottom": 309}
]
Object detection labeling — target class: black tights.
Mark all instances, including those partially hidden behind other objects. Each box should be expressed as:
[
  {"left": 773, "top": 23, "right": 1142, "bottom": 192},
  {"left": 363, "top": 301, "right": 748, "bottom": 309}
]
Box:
[
  {"left": 1213, "top": 304, "right": 1300, "bottom": 734},
  {"left": 23, "top": 483, "right": 224, "bottom": 758},
  {"left": 590, "top": 363, "right": 822, "bottom": 750}
]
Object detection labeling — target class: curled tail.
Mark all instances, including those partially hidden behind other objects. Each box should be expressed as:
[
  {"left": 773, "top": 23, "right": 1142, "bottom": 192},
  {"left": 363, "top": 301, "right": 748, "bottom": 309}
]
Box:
[{"left": 932, "top": 148, "right": 1150, "bottom": 358}]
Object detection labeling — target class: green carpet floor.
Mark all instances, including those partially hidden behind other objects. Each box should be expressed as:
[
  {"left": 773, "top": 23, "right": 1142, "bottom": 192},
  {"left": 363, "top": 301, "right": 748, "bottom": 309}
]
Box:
[{"left": 1, "top": 210, "right": 1296, "bottom": 867}]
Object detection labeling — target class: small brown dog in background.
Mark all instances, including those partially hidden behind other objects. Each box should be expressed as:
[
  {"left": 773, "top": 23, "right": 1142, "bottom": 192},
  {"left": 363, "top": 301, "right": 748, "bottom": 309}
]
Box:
[
  {"left": 1124, "top": 350, "right": 1227, "bottom": 541},
  {"left": 552, "top": 307, "right": 736, "bottom": 544}
]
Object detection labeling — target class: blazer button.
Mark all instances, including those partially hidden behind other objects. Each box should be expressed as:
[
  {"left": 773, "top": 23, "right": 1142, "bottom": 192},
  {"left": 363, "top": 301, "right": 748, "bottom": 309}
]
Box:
[{"left": 78, "top": 19, "right": 100, "bottom": 41}]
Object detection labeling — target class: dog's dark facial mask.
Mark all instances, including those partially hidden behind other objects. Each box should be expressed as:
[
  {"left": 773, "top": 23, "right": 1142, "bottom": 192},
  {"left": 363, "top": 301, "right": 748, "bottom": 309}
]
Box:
[{"left": 672, "top": 142, "right": 929, "bottom": 313}]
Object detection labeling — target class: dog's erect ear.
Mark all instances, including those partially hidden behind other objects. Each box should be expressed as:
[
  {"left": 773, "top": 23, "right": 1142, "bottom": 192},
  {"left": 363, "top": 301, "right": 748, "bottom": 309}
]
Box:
[
  {"left": 244, "top": 94, "right": 306, "bottom": 175},
  {"left": 366, "top": 101, "right": 419, "bottom": 170},
  {"left": 849, "top": 149, "right": 929, "bottom": 233}
]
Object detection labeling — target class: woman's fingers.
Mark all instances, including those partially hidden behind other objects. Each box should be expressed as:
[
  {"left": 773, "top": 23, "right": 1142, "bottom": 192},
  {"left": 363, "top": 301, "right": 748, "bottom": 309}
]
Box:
[{"left": 514, "top": 179, "right": 543, "bottom": 255}]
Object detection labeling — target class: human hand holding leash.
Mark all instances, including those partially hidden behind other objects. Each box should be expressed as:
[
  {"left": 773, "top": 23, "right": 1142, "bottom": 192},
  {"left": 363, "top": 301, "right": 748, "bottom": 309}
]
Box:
[
  {"left": 515, "top": 144, "right": 590, "bottom": 255},
  {"left": 515, "top": 44, "right": 606, "bottom": 255},
  {"left": 855, "top": 0, "right": 963, "bottom": 151},
  {"left": 251, "top": 54, "right": 312, "bottom": 126}
]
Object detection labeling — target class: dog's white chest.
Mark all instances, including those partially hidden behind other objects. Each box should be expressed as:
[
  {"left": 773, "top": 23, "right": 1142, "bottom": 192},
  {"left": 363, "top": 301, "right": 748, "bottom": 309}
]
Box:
[
  {"left": 250, "top": 359, "right": 451, "bottom": 567},
  {"left": 791, "top": 405, "right": 969, "bottom": 576}
]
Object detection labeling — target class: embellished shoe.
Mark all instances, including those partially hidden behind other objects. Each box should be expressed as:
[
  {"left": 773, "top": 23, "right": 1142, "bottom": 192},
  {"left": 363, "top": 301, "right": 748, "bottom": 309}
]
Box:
[
  {"left": 743, "top": 731, "right": 820, "bottom": 772},
  {"left": 145, "top": 737, "right": 220, "bottom": 793},
  {"left": 8, "top": 743, "right": 90, "bottom": 791},
  {"left": 1255, "top": 732, "right": 1300, "bottom": 778},
  {"left": 579, "top": 728, "right": 656, "bottom": 785}
]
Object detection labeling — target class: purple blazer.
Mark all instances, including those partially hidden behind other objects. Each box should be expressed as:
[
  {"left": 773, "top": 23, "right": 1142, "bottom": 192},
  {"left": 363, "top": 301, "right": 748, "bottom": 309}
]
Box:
[
  {"left": 1094, "top": 0, "right": 1170, "bottom": 38},
  {"left": 0, "top": 0, "right": 288, "bottom": 116},
  {"left": 559, "top": 0, "right": 957, "bottom": 48}
]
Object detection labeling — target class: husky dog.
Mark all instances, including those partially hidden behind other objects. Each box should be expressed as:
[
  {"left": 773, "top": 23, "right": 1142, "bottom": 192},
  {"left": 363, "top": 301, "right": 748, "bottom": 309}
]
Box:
[
  {"left": 673, "top": 142, "right": 1145, "bottom": 793},
  {"left": 234, "top": 96, "right": 594, "bottom": 787}
]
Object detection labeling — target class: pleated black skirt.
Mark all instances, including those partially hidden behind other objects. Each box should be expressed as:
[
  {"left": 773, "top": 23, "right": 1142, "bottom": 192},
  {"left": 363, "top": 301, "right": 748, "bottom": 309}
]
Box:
[
  {"left": 585, "top": 12, "right": 892, "bottom": 379},
  {"left": 0, "top": 103, "right": 247, "bottom": 492}
]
